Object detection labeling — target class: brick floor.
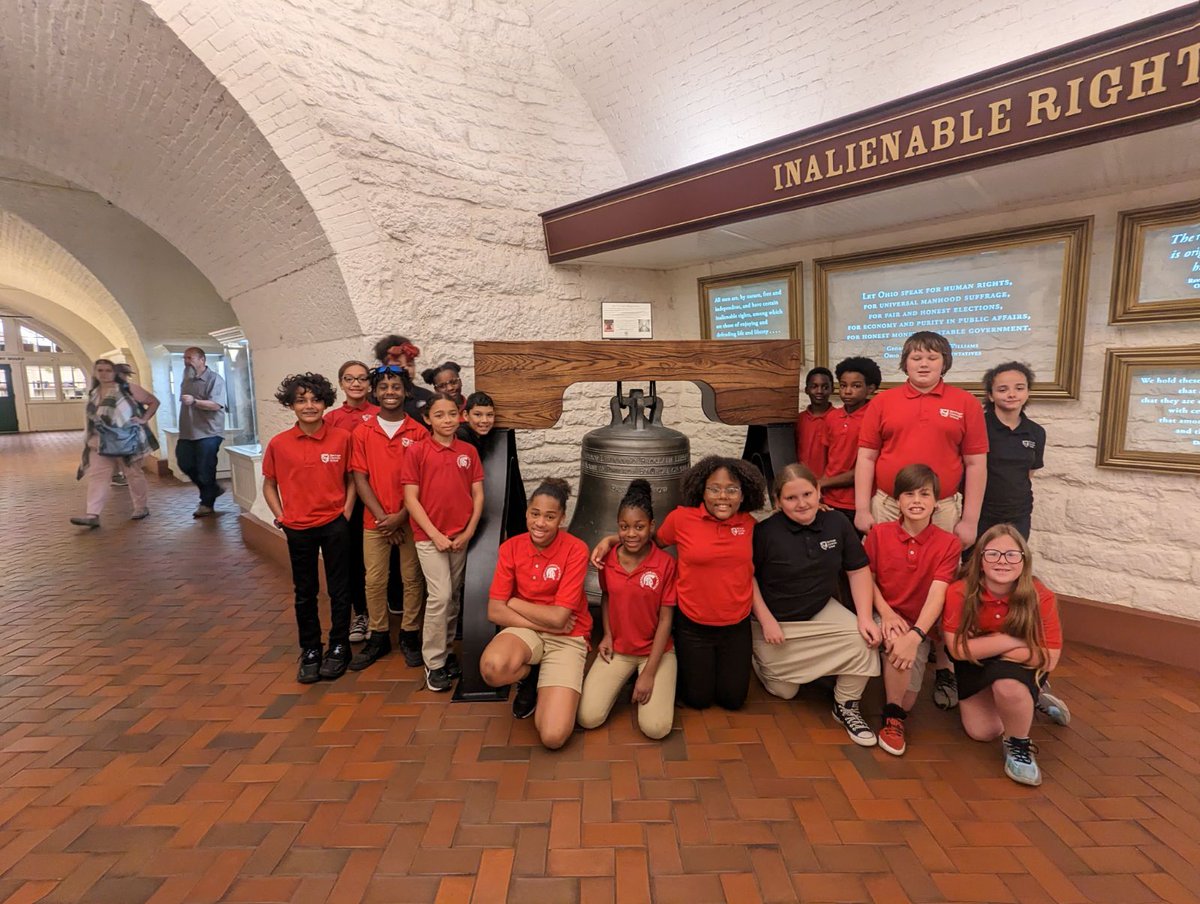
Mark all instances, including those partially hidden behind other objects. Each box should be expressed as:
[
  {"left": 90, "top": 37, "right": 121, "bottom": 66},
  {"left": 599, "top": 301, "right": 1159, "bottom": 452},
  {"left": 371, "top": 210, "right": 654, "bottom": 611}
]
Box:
[{"left": 2, "top": 431, "right": 1199, "bottom": 903}]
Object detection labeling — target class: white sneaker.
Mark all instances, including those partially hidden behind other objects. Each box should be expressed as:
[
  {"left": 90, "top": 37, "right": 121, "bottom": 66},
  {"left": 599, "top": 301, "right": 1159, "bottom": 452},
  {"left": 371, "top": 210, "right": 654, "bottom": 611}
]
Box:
[
  {"left": 1036, "top": 689, "right": 1071, "bottom": 726},
  {"left": 832, "top": 700, "right": 877, "bottom": 747},
  {"left": 349, "top": 614, "right": 368, "bottom": 644}
]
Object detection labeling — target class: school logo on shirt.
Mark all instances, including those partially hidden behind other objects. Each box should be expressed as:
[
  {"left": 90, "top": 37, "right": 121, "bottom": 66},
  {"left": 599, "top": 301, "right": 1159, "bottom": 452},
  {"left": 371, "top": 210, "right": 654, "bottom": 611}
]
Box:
[
  {"left": 639, "top": 571, "right": 660, "bottom": 590},
  {"left": 402, "top": 437, "right": 415, "bottom": 447},
  {"left": 730, "top": 526, "right": 747, "bottom": 536},
  {"left": 819, "top": 539, "right": 838, "bottom": 550},
  {"left": 361, "top": 413, "right": 372, "bottom": 422},
  {"left": 1022, "top": 440, "right": 1037, "bottom": 449},
  {"left": 457, "top": 454, "right": 471, "bottom": 469},
  {"left": 939, "top": 408, "right": 964, "bottom": 420},
  {"left": 543, "top": 564, "right": 562, "bottom": 581},
  {"left": 320, "top": 453, "right": 342, "bottom": 464}
]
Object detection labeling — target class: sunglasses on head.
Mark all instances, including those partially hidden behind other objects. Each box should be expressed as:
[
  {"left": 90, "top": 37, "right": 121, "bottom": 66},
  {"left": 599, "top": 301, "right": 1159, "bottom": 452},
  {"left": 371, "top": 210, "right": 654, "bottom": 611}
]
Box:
[{"left": 371, "top": 365, "right": 407, "bottom": 377}]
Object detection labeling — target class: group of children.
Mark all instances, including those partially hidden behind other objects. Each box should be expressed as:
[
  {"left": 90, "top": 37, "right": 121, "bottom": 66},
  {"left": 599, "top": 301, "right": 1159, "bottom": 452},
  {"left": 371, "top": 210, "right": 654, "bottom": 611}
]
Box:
[{"left": 263, "top": 329, "right": 1067, "bottom": 787}]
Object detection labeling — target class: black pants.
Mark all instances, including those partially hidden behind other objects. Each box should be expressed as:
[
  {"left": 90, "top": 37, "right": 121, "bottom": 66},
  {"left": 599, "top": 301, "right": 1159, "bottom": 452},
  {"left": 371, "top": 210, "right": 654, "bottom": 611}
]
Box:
[
  {"left": 283, "top": 515, "right": 352, "bottom": 651},
  {"left": 176, "top": 435, "right": 224, "bottom": 506},
  {"left": 674, "top": 608, "right": 752, "bottom": 710},
  {"left": 346, "top": 500, "right": 368, "bottom": 617}
]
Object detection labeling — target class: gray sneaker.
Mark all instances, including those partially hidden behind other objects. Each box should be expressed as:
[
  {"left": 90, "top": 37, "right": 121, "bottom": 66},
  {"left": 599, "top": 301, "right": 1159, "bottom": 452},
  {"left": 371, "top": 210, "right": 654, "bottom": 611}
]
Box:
[
  {"left": 833, "top": 700, "right": 877, "bottom": 747},
  {"left": 348, "top": 614, "right": 368, "bottom": 644},
  {"left": 1036, "top": 689, "right": 1071, "bottom": 726},
  {"left": 193, "top": 505, "right": 215, "bottom": 518},
  {"left": 932, "top": 668, "right": 958, "bottom": 710},
  {"left": 1003, "top": 736, "right": 1042, "bottom": 786}
]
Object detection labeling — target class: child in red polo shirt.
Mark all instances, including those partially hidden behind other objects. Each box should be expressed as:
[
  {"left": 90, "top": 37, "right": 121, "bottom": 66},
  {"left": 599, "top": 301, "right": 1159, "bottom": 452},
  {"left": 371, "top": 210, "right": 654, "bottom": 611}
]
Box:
[
  {"left": 349, "top": 365, "right": 429, "bottom": 672},
  {"left": 591, "top": 456, "right": 768, "bottom": 712},
  {"left": 402, "top": 393, "right": 484, "bottom": 693},
  {"left": 262, "top": 373, "right": 356, "bottom": 684},
  {"left": 324, "top": 360, "right": 378, "bottom": 644},
  {"left": 943, "top": 525, "right": 1063, "bottom": 786},
  {"left": 480, "top": 478, "right": 591, "bottom": 750},
  {"left": 820, "top": 356, "right": 882, "bottom": 525},
  {"left": 578, "top": 479, "right": 678, "bottom": 740},
  {"left": 854, "top": 331, "right": 988, "bottom": 544},
  {"left": 864, "top": 464, "right": 961, "bottom": 756},
  {"left": 795, "top": 366, "right": 834, "bottom": 477}
]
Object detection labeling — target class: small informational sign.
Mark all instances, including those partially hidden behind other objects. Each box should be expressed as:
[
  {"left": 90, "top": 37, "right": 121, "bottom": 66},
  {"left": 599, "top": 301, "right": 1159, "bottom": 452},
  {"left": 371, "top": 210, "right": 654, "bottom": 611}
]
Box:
[
  {"left": 1111, "top": 199, "right": 1200, "bottom": 324},
  {"left": 699, "top": 265, "right": 800, "bottom": 341},
  {"left": 1098, "top": 346, "right": 1200, "bottom": 475},
  {"left": 601, "top": 302, "right": 653, "bottom": 339}
]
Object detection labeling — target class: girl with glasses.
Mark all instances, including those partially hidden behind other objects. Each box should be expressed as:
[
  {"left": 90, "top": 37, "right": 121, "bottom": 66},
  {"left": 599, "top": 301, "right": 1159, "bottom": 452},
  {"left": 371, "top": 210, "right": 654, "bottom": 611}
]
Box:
[
  {"left": 941, "top": 524, "right": 1064, "bottom": 786},
  {"left": 422, "top": 361, "right": 467, "bottom": 417}
]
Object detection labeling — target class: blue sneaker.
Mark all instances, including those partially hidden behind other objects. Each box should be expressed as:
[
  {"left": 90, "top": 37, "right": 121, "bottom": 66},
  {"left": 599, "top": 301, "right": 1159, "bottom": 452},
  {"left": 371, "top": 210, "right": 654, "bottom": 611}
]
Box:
[
  {"left": 1036, "top": 689, "right": 1071, "bottom": 726},
  {"left": 1003, "top": 736, "right": 1042, "bottom": 786}
]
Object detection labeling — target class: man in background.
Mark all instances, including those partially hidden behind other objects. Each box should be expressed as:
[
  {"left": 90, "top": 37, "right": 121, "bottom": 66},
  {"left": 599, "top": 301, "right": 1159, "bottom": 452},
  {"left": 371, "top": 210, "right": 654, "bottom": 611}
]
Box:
[{"left": 177, "top": 347, "right": 227, "bottom": 517}]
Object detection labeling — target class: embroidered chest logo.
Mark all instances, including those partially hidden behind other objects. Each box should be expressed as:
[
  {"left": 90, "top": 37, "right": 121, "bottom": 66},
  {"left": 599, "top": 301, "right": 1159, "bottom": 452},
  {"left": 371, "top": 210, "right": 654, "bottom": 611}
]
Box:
[
  {"left": 639, "top": 571, "right": 660, "bottom": 590},
  {"left": 1021, "top": 440, "right": 1037, "bottom": 449},
  {"left": 361, "top": 413, "right": 372, "bottom": 422},
  {"left": 819, "top": 539, "right": 838, "bottom": 550},
  {"left": 320, "top": 453, "right": 342, "bottom": 464},
  {"left": 938, "top": 408, "right": 964, "bottom": 420},
  {"left": 730, "top": 526, "right": 747, "bottom": 536},
  {"left": 457, "top": 454, "right": 471, "bottom": 469},
  {"left": 402, "top": 437, "right": 415, "bottom": 447},
  {"left": 543, "top": 564, "right": 562, "bottom": 581}
]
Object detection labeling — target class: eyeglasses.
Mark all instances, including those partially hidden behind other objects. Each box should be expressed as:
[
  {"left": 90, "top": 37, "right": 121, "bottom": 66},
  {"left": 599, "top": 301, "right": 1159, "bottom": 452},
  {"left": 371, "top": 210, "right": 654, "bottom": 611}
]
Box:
[
  {"left": 434, "top": 379, "right": 461, "bottom": 390},
  {"left": 704, "top": 485, "right": 742, "bottom": 498},
  {"left": 981, "top": 549, "right": 1025, "bottom": 564},
  {"left": 341, "top": 375, "right": 369, "bottom": 384},
  {"left": 371, "top": 365, "right": 407, "bottom": 377}
]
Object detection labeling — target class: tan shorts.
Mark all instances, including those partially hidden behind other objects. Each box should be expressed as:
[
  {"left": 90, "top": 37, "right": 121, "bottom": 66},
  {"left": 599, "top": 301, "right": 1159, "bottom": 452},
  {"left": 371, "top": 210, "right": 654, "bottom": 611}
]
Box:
[
  {"left": 872, "top": 489, "right": 961, "bottom": 534},
  {"left": 500, "top": 627, "right": 588, "bottom": 692},
  {"left": 874, "top": 613, "right": 931, "bottom": 693}
]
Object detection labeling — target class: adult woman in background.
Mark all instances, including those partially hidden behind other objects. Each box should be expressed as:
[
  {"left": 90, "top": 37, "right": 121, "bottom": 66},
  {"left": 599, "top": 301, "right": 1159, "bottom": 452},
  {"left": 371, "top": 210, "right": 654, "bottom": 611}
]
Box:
[{"left": 71, "top": 359, "right": 159, "bottom": 527}]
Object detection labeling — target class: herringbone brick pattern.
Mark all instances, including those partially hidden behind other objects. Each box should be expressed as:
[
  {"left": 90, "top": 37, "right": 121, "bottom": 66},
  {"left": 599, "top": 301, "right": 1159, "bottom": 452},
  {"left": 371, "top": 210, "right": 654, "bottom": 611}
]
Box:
[{"left": 2, "top": 431, "right": 1199, "bottom": 903}]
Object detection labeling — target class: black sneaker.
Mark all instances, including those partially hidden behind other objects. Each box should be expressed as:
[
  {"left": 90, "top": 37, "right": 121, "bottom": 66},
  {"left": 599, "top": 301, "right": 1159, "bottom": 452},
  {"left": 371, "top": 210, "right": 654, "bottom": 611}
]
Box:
[
  {"left": 445, "top": 653, "right": 462, "bottom": 680},
  {"left": 399, "top": 630, "right": 423, "bottom": 668},
  {"left": 297, "top": 648, "right": 322, "bottom": 684},
  {"left": 932, "top": 668, "right": 959, "bottom": 710},
  {"left": 349, "top": 632, "right": 392, "bottom": 671},
  {"left": 512, "top": 665, "right": 539, "bottom": 719},
  {"left": 319, "top": 644, "right": 351, "bottom": 680},
  {"left": 425, "top": 665, "right": 452, "bottom": 692}
]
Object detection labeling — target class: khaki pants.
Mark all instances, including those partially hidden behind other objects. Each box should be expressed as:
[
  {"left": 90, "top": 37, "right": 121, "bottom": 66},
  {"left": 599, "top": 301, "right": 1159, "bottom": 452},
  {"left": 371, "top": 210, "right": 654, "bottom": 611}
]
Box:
[
  {"left": 874, "top": 614, "right": 932, "bottom": 694},
  {"left": 363, "top": 526, "right": 425, "bottom": 635},
  {"left": 499, "top": 628, "right": 588, "bottom": 692},
  {"left": 415, "top": 541, "right": 465, "bottom": 670},
  {"left": 752, "top": 599, "right": 880, "bottom": 704},
  {"left": 872, "top": 489, "right": 961, "bottom": 533},
  {"left": 578, "top": 650, "right": 677, "bottom": 740}
]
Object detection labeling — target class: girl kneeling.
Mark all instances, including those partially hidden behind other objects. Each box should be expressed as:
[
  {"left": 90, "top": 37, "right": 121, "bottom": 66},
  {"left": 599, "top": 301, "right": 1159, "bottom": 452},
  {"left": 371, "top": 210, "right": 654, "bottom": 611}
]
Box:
[
  {"left": 578, "top": 480, "right": 678, "bottom": 740},
  {"left": 942, "top": 524, "right": 1063, "bottom": 786},
  {"left": 751, "top": 464, "right": 882, "bottom": 745},
  {"left": 480, "top": 479, "right": 591, "bottom": 750}
]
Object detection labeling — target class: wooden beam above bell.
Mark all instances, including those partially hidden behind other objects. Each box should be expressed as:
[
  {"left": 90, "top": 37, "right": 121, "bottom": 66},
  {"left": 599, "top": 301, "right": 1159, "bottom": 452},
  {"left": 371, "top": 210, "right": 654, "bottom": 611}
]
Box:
[{"left": 474, "top": 340, "right": 803, "bottom": 429}]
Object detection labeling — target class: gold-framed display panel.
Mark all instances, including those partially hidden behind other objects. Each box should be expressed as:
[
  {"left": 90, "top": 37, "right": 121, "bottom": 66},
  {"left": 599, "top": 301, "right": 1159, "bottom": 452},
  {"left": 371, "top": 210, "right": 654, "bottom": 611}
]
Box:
[
  {"left": 698, "top": 263, "right": 802, "bottom": 344},
  {"left": 1110, "top": 198, "right": 1200, "bottom": 324},
  {"left": 1096, "top": 345, "right": 1200, "bottom": 476},
  {"left": 814, "top": 218, "right": 1091, "bottom": 399}
]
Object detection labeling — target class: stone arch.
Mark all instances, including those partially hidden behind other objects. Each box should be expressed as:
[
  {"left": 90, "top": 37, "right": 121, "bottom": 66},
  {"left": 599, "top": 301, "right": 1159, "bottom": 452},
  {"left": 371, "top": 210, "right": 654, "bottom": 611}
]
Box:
[
  {"left": 0, "top": 212, "right": 148, "bottom": 376},
  {"left": 0, "top": 0, "right": 385, "bottom": 357}
]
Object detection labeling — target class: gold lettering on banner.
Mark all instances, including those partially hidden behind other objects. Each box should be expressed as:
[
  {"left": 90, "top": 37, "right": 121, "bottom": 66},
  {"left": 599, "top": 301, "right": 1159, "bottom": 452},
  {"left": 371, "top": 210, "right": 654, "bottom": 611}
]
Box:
[
  {"left": 1027, "top": 87, "right": 1061, "bottom": 125},
  {"left": 879, "top": 131, "right": 902, "bottom": 162},
  {"left": 786, "top": 159, "right": 803, "bottom": 188},
  {"left": 859, "top": 136, "right": 878, "bottom": 169},
  {"left": 1176, "top": 42, "right": 1200, "bottom": 86},
  {"left": 989, "top": 98, "right": 1012, "bottom": 135},
  {"left": 1089, "top": 66, "right": 1124, "bottom": 107},
  {"left": 824, "top": 148, "right": 844, "bottom": 177},
  {"left": 844, "top": 143, "right": 858, "bottom": 173},
  {"left": 931, "top": 115, "right": 956, "bottom": 150},
  {"left": 806, "top": 155, "right": 824, "bottom": 181},
  {"left": 1064, "top": 77, "right": 1084, "bottom": 116},
  {"left": 959, "top": 109, "right": 984, "bottom": 143},
  {"left": 1128, "top": 52, "right": 1171, "bottom": 99},
  {"left": 772, "top": 163, "right": 784, "bottom": 191},
  {"left": 905, "top": 126, "right": 929, "bottom": 158}
]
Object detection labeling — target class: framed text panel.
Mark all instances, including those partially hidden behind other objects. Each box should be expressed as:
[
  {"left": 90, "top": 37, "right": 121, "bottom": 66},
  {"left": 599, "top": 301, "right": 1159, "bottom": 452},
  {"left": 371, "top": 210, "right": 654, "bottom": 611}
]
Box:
[
  {"left": 1097, "top": 345, "right": 1200, "bottom": 476},
  {"left": 698, "top": 264, "right": 801, "bottom": 343},
  {"left": 814, "top": 219, "right": 1091, "bottom": 398},
  {"left": 1111, "top": 198, "right": 1200, "bottom": 324}
]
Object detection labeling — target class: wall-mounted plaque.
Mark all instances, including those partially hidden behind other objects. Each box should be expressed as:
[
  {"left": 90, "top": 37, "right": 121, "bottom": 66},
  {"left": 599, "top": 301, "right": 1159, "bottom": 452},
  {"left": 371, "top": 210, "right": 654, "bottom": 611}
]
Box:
[
  {"left": 1110, "top": 199, "right": 1200, "bottom": 324},
  {"left": 601, "top": 302, "right": 653, "bottom": 339},
  {"left": 699, "top": 264, "right": 800, "bottom": 342},
  {"left": 814, "top": 219, "right": 1090, "bottom": 398},
  {"left": 1097, "top": 346, "right": 1200, "bottom": 476}
]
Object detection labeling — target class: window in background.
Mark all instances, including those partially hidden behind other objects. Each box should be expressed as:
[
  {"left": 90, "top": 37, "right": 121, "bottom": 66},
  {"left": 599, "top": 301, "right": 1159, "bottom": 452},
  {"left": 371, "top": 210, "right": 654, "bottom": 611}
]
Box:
[
  {"left": 26, "top": 364, "right": 58, "bottom": 400},
  {"left": 60, "top": 365, "right": 88, "bottom": 400},
  {"left": 0, "top": 320, "right": 6, "bottom": 351},
  {"left": 20, "top": 326, "right": 61, "bottom": 353}
]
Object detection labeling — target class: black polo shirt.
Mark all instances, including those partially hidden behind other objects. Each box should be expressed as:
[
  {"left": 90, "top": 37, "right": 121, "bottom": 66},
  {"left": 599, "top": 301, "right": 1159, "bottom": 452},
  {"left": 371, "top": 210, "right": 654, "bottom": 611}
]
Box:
[
  {"left": 752, "top": 509, "right": 869, "bottom": 622},
  {"left": 981, "top": 409, "right": 1045, "bottom": 521}
]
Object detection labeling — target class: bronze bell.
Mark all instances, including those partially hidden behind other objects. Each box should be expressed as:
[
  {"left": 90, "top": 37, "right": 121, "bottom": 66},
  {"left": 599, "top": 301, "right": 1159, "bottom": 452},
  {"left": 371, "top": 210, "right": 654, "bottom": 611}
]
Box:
[{"left": 569, "top": 384, "right": 691, "bottom": 606}]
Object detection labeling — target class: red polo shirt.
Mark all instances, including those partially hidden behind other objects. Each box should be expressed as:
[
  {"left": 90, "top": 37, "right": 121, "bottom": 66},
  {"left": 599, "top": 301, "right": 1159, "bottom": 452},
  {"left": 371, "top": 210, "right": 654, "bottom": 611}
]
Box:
[
  {"left": 795, "top": 408, "right": 831, "bottom": 477},
  {"left": 489, "top": 530, "right": 592, "bottom": 639},
  {"left": 400, "top": 437, "right": 484, "bottom": 542},
  {"left": 942, "top": 578, "right": 1062, "bottom": 649},
  {"left": 349, "top": 415, "right": 428, "bottom": 530},
  {"left": 822, "top": 403, "right": 869, "bottom": 510},
  {"left": 599, "top": 545, "right": 678, "bottom": 656},
  {"left": 262, "top": 422, "right": 352, "bottom": 530},
  {"left": 858, "top": 380, "right": 988, "bottom": 499},
  {"left": 656, "top": 504, "right": 756, "bottom": 626},
  {"left": 864, "top": 520, "right": 961, "bottom": 624},
  {"left": 325, "top": 401, "right": 379, "bottom": 433}
]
